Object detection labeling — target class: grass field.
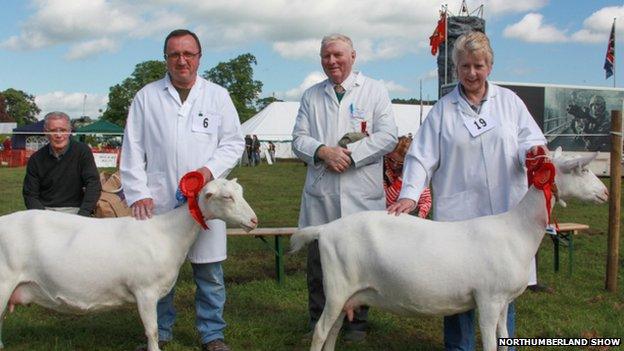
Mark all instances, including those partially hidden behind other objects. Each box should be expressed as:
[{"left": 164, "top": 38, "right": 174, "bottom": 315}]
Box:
[{"left": 0, "top": 163, "right": 622, "bottom": 351}]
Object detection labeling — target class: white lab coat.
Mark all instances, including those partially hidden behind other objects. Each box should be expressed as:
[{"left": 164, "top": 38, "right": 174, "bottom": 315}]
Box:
[
  {"left": 399, "top": 83, "right": 546, "bottom": 284},
  {"left": 292, "top": 72, "right": 398, "bottom": 227},
  {"left": 121, "top": 74, "right": 245, "bottom": 263}
]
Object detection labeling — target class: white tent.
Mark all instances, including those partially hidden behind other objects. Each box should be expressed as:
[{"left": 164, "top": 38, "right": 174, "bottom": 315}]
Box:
[{"left": 241, "top": 101, "right": 432, "bottom": 159}]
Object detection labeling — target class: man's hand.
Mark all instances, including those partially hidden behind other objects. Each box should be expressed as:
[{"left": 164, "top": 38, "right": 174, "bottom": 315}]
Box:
[
  {"left": 131, "top": 198, "right": 154, "bottom": 220},
  {"left": 528, "top": 145, "right": 551, "bottom": 163},
  {"left": 318, "top": 146, "right": 352, "bottom": 173},
  {"left": 197, "top": 167, "right": 214, "bottom": 185},
  {"left": 387, "top": 198, "right": 417, "bottom": 216}
]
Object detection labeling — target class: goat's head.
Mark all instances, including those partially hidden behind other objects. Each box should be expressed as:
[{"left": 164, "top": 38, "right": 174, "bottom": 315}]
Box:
[
  {"left": 200, "top": 178, "right": 258, "bottom": 232},
  {"left": 552, "top": 147, "right": 608, "bottom": 206}
]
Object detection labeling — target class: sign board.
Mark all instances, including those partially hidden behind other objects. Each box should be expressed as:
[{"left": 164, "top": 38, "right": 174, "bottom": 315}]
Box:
[{"left": 93, "top": 152, "right": 118, "bottom": 168}]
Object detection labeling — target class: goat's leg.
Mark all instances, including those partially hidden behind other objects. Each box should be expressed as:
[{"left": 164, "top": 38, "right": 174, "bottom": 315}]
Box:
[
  {"left": 476, "top": 298, "right": 508, "bottom": 351},
  {"left": 322, "top": 310, "right": 345, "bottom": 351},
  {"left": 0, "top": 283, "right": 15, "bottom": 349},
  {"left": 496, "top": 303, "right": 509, "bottom": 340},
  {"left": 135, "top": 290, "right": 161, "bottom": 351},
  {"left": 310, "top": 300, "right": 345, "bottom": 351}
]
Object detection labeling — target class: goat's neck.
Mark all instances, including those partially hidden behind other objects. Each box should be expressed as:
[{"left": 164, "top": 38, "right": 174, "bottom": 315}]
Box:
[
  {"left": 508, "top": 186, "right": 551, "bottom": 251},
  {"left": 153, "top": 204, "right": 202, "bottom": 257}
]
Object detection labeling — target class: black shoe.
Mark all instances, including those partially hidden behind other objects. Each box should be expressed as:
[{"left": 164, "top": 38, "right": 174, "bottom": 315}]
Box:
[
  {"left": 343, "top": 330, "right": 367, "bottom": 342},
  {"left": 202, "top": 339, "right": 231, "bottom": 351},
  {"left": 135, "top": 340, "right": 168, "bottom": 351}
]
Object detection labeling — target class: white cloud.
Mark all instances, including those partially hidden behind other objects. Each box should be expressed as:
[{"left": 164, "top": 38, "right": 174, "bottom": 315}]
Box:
[
  {"left": 503, "top": 13, "right": 567, "bottom": 43},
  {"left": 278, "top": 71, "right": 326, "bottom": 100},
  {"left": 570, "top": 6, "right": 624, "bottom": 43},
  {"left": 35, "top": 92, "right": 108, "bottom": 120},
  {"left": 1, "top": 0, "right": 138, "bottom": 50},
  {"left": 273, "top": 40, "right": 320, "bottom": 60},
  {"left": 380, "top": 80, "right": 409, "bottom": 93},
  {"left": 0, "top": 0, "right": 562, "bottom": 61},
  {"left": 65, "top": 38, "right": 118, "bottom": 60},
  {"left": 503, "top": 6, "right": 624, "bottom": 45}
]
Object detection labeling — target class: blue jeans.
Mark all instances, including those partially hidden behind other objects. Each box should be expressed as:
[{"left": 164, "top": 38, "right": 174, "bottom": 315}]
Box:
[
  {"left": 444, "top": 301, "right": 515, "bottom": 351},
  {"left": 157, "top": 262, "right": 227, "bottom": 344}
]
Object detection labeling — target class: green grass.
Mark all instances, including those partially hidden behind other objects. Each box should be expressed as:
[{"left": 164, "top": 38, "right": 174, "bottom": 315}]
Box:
[{"left": 0, "top": 164, "right": 623, "bottom": 350}]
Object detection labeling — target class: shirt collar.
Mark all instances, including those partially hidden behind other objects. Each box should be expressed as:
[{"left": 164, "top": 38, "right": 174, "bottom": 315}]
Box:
[
  {"left": 330, "top": 71, "right": 358, "bottom": 91},
  {"left": 459, "top": 81, "right": 489, "bottom": 113},
  {"left": 49, "top": 140, "right": 71, "bottom": 159}
]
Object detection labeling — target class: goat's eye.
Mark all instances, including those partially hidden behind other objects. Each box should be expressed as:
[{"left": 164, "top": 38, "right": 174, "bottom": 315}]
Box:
[{"left": 222, "top": 195, "right": 233, "bottom": 200}]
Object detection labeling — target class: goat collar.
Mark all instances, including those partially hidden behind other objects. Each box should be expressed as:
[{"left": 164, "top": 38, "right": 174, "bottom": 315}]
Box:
[
  {"left": 179, "top": 171, "right": 209, "bottom": 230},
  {"left": 526, "top": 148, "right": 556, "bottom": 226}
]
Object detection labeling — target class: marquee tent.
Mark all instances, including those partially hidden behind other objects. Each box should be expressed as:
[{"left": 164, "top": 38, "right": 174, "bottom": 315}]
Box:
[
  {"left": 11, "top": 120, "right": 45, "bottom": 149},
  {"left": 241, "top": 101, "right": 433, "bottom": 159},
  {"left": 75, "top": 119, "right": 124, "bottom": 134}
]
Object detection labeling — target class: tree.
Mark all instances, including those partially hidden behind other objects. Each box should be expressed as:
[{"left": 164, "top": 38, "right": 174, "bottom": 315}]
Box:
[
  {"left": 101, "top": 60, "right": 166, "bottom": 126},
  {"left": 203, "top": 53, "right": 263, "bottom": 122},
  {"left": 391, "top": 98, "right": 437, "bottom": 105},
  {"left": 256, "top": 96, "right": 283, "bottom": 111},
  {"left": 1, "top": 88, "right": 40, "bottom": 126}
]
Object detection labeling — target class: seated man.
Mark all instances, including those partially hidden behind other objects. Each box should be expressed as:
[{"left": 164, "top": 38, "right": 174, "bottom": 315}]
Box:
[{"left": 23, "top": 111, "right": 101, "bottom": 216}]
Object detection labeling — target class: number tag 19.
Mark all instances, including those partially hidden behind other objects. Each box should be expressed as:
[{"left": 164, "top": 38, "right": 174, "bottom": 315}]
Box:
[{"left": 463, "top": 115, "right": 496, "bottom": 137}]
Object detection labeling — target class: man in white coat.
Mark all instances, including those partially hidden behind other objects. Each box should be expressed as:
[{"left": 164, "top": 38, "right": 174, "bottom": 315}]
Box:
[
  {"left": 292, "top": 33, "right": 398, "bottom": 341},
  {"left": 121, "top": 29, "right": 245, "bottom": 351}
]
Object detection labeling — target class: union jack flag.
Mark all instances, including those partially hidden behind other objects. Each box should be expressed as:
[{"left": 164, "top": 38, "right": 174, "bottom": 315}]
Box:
[{"left": 604, "top": 21, "right": 615, "bottom": 79}]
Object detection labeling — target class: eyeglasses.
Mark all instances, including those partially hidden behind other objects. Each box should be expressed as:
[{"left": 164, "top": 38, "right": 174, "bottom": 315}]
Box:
[{"left": 164, "top": 51, "right": 201, "bottom": 61}]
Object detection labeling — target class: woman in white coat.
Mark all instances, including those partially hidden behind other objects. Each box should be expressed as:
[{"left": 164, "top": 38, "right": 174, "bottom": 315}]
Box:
[{"left": 388, "top": 31, "right": 547, "bottom": 351}]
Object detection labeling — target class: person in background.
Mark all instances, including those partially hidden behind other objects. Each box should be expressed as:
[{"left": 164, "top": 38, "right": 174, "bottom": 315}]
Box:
[
  {"left": 121, "top": 29, "right": 245, "bottom": 351},
  {"left": 383, "top": 134, "right": 431, "bottom": 218},
  {"left": 292, "top": 33, "right": 397, "bottom": 342},
  {"left": 2, "top": 136, "right": 11, "bottom": 151},
  {"left": 245, "top": 134, "right": 253, "bottom": 166},
  {"left": 251, "top": 134, "right": 261, "bottom": 166},
  {"left": 267, "top": 141, "right": 276, "bottom": 163},
  {"left": 23, "top": 111, "right": 101, "bottom": 216},
  {"left": 387, "top": 31, "right": 547, "bottom": 351}
]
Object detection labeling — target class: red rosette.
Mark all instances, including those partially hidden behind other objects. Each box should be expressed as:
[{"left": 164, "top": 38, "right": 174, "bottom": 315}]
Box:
[
  {"left": 180, "top": 171, "right": 204, "bottom": 197},
  {"left": 179, "top": 171, "right": 208, "bottom": 230},
  {"left": 531, "top": 162, "right": 555, "bottom": 189}
]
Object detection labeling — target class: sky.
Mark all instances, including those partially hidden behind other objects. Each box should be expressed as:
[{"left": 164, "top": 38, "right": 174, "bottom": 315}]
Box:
[{"left": 0, "top": 0, "right": 623, "bottom": 121}]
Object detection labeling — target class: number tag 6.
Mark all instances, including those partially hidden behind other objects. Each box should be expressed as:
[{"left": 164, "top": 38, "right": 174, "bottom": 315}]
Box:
[
  {"left": 463, "top": 114, "right": 496, "bottom": 137},
  {"left": 192, "top": 112, "right": 220, "bottom": 134}
]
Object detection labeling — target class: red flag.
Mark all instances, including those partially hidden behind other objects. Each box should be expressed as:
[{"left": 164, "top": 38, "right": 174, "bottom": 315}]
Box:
[{"left": 429, "top": 12, "right": 446, "bottom": 56}]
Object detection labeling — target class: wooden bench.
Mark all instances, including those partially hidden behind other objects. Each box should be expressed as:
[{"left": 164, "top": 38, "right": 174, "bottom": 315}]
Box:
[
  {"left": 548, "top": 222, "right": 589, "bottom": 276},
  {"left": 227, "top": 227, "right": 297, "bottom": 284}
]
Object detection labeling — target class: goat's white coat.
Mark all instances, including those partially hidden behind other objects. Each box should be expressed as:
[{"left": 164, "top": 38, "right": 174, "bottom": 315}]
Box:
[
  {"left": 0, "top": 179, "right": 257, "bottom": 351},
  {"left": 290, "top": 148, "right": 608, "bottom": 351}
]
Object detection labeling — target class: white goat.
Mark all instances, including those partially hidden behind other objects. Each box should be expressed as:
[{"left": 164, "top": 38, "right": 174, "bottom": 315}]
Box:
[
  {"left": 290, "top": 148, "right": 608, "bottom": 351},
  {"left": 0, "top": 178, "right": 257, "bottom": 351}
]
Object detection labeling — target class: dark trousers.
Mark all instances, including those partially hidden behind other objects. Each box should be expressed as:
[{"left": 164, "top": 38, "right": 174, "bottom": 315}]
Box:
[{"left": 307, "top": 240, "right": 368, "bottom": 332}]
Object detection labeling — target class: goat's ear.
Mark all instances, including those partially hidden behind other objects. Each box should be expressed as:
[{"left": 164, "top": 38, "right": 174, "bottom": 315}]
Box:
[
  {"left": 232, "top": 178, "right": 238, "bottom": 183},
  {"left": 559, "top": 154, "right": 596, "bottom": 172},
  {"left": 558, "top": 198, "right": 567, "bottom": 207},
  {"left": 554, "top": 146, "right": 563, "bottom": 159},
  {"left": 575, "top": 153, "right": 597, "bottom": 167}
]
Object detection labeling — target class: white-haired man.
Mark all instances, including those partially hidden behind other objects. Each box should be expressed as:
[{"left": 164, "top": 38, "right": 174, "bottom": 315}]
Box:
[
  {"left": 23, "top": 111, "right": 101, "bottom": 216},
  {"left": 292, "top": 33, "right": 398, "bottom": 341}
]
